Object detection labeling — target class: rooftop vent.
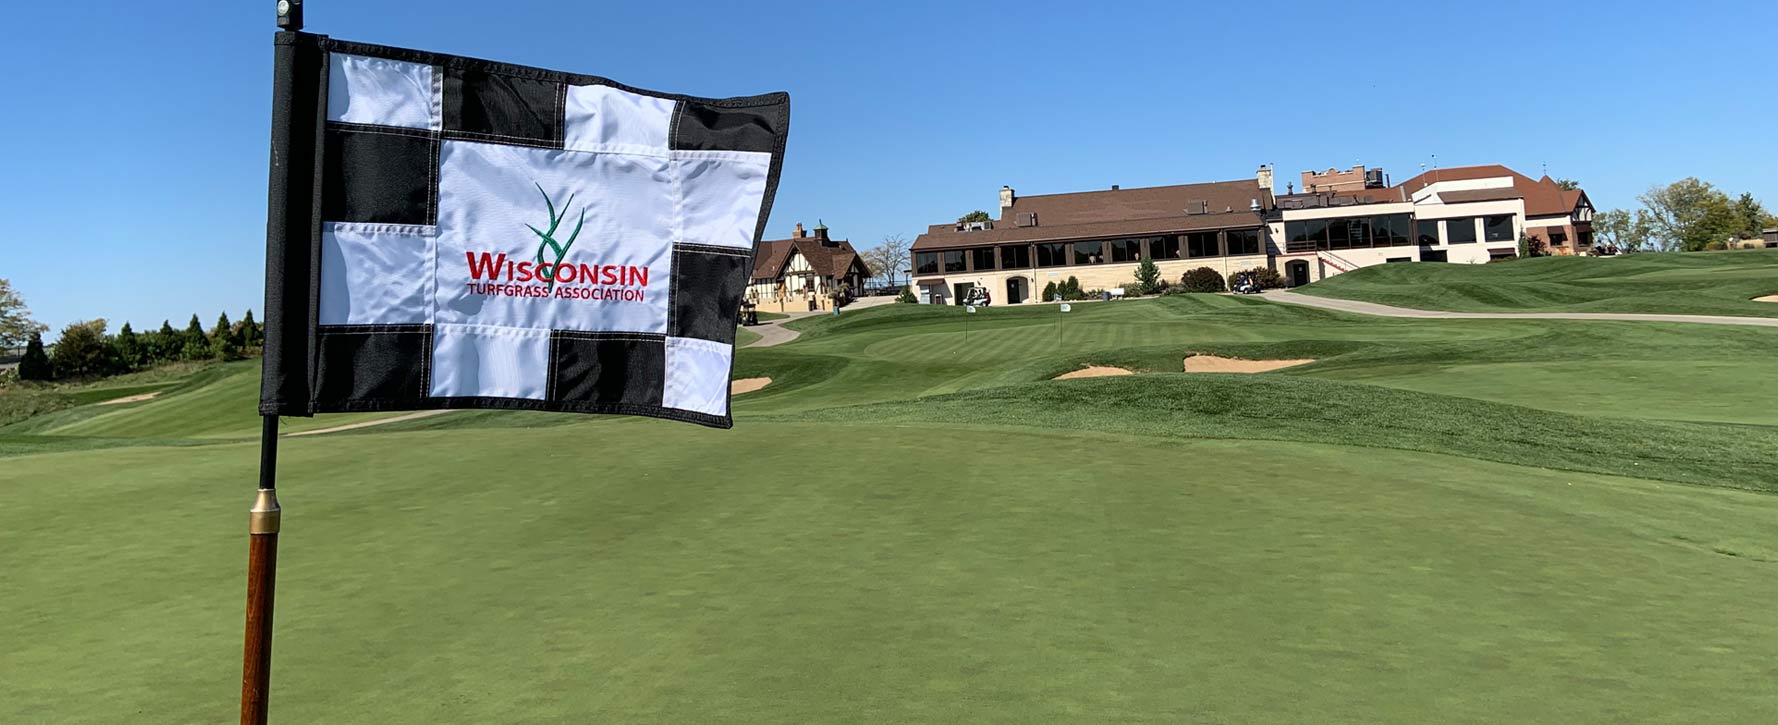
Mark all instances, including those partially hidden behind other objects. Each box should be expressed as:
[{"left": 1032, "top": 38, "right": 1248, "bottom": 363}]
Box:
[
  {"left": 1184, "top": 200, "right": 1209, "bottom": 215},
  {"left": 957, "top": 220, "right": 993, "bottom": 232},
  {"left": 1015, "top": 212, "right": 1038, "bottom": 227}
]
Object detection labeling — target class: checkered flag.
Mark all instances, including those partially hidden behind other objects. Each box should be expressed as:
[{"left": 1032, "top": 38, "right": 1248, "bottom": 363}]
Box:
[{"left": 259, "top": 32, "right": 788, "bottom": 428}]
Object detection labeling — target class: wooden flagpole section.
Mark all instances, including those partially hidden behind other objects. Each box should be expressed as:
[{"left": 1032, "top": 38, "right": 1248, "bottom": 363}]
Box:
[{"left": 241, "top": 414, "right": 282, "bottom": 725}]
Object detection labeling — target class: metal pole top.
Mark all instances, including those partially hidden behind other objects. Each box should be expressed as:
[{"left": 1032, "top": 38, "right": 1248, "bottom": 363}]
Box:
[{"left": 276, "top": 0, "right": 303, "bottom": 31}]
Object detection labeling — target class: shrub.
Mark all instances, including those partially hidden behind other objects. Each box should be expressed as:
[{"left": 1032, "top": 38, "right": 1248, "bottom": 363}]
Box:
[
  {"left": 1178, "top": 267, "right": 1226, "bottom": 293},
  {"left": 1704, "top": 240, "right": 1729, "bottom": 251},
  {"left": 1062, "top": 276, "right": 1083, "bottom": 300},
  {"left": 896, "top": 287, "right": 917, "bottom": 304},
  {"left": 1042, "top": 281, "right": 1059, "bottom": 301},
  {"left": 1119, "top": 283, "right": 1147, "bottom": 298},
  {"left": 51, "top": 319, "right": 118, "bottom": 379},
  {"left": 1236, "top": 266, "right": 1285, "bottom": 290}
]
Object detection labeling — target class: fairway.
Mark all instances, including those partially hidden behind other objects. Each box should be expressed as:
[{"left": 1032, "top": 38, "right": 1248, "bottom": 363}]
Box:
[{"left": 5, "top": 274, "right": 1778, "bottom": 722}]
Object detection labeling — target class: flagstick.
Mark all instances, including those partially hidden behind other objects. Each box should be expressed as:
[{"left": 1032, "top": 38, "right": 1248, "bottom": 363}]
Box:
[
  {"left": 241, "top": 414, "right": 282, "bottom": 724},
  {"left": 243, "top": 3, "right": 303, "bottom": 719}
]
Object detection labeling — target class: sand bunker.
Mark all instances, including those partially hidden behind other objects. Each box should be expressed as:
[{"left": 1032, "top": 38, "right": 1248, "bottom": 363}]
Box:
[
  {"left": 97, "top": 392, "right": 161, "bottom": 405},
  {"left": 1054, "top": 366, "right": 1134, "bottom": 380},
  {"left": 1183, "top": 355, "right": 1313, "bottom": 373},
  {"left": 1754, "top": 295, "right": 1778, "bottom": 303},
  {"left": 731, "top": 377, "right": 772, "bottom": 395}
]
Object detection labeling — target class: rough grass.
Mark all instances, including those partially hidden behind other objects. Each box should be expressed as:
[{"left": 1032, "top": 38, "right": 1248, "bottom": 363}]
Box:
[{"left": 1298, "top": 250, "right": 1778, "bottom": 317}]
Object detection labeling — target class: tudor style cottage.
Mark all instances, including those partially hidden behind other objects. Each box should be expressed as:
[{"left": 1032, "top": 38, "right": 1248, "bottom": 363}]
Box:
[
  {"left": 910, "top": 164, "right": 1595, "bottom": 302},
  {"left": 748, "top": 223, "right": 873, "bottom": 311}
]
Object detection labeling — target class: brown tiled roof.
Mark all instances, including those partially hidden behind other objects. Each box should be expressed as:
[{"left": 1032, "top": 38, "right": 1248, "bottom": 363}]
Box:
[
  {"left": 1437, "top": 188, "right": 1523, "bottom": 203},
  {"left": 913, "top": 179, "right": 1271, "bottom": 251},
  {"left": 751, "top": 237, "right": 871, "bottom": 281},
  {"left": 1393, "top": 165, "right": 1586, "bottom": 218}
]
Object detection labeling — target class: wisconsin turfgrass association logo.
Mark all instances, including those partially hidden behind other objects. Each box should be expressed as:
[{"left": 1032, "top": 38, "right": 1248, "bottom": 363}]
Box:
[
  {"left": 461, "top": 184, "right": 651, "bottom": 302},
  {"left": 528, "top": 184, "right": 584, "bottom": 293}
]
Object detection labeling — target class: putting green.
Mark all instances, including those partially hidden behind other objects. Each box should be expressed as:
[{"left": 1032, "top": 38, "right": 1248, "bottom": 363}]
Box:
[{"left": 3, "top": 423, "right": 1775, "bottom": 723}]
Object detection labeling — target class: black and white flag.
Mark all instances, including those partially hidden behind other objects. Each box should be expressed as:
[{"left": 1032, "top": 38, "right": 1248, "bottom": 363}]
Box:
[{"left": 260, "top": 32, "right": 788, "bottom": 428}]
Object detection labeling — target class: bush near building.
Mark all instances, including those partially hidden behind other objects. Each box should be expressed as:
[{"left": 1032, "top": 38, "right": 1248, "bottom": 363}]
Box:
[
  {"left": 1178, "top": 267, "right": 1226, "bottom": 293},
  {"left": 896, "top": 287, "right": 917, "bottom": 304},
  {"left": 1236, "top": 266, "right": 1285, "bottom": 290}
]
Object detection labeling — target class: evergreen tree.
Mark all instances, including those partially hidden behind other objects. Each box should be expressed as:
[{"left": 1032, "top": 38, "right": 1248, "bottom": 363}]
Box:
[
  {"left": 182, "top": 314, "right": 211, "bottom": 360},
  {"left": 114, "top": 322, "right": 143, "bottom": 371},
  {"left": 153, "top": 320, "right": 179, "bottom": 363},
  {"left": 241, "top": 309, "right": 261, "bottom": 348},
  {"left": 1042, "top": 281, "right": 1059, "bottom": 302},
  {"left": 1133, "top": 255, "right": 1161, "bottom": 294},
  {"left": 1063, "top": 276, "right": 1082, "bottom": 300},
  {"left": 214, "top": 312, "right": 233, "bottom": 340},
  {"left": 18, "top": 331, "right": 52, "bottom": 381},
  {"left": 213, "top": 330, "right": 242, "bottom": 361}
]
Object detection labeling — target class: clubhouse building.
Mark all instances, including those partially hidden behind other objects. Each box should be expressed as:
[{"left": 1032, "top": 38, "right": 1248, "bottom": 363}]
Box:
[
  {"left": 748, "top": 222, "right": 873, "bottom": 311},
  {"left": 910, "top": 164, "right": 1595, "bottom": 304}
]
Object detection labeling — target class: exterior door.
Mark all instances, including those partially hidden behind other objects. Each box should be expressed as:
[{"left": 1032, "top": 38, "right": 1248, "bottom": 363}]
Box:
[
  {"left": 1287, "top": 260, "right": 1310, "bottom": 287},
  {"left": 1006, "top": 277, "right": 1027, "bottom": 304}
]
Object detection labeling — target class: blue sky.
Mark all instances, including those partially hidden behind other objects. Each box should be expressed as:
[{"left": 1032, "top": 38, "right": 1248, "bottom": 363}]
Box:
[{"left": 5, "top": 0, "right": 1774, "bottom": 336}]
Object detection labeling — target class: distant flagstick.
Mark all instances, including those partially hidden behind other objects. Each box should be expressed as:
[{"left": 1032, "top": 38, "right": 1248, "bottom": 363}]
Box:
[{"left": 242, "top": 4, "right": 302, "bottom": 724}]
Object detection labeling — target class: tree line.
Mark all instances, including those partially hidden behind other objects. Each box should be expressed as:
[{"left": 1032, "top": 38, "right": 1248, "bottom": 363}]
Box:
[
  {"left": 15, "top": 311, "right": 263, "bottom": 382},
  {"left": 1597, "top": 178, "right": 1775, "bottom": 252}
]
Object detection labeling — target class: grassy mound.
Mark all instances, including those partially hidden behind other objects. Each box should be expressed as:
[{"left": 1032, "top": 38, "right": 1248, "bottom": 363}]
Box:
[
  {"left": 777, "top": 375, "right": 1778, "bottom": 492},
  {"left": 1298, "top": 250, "right": 1778, "bottom": 317}
]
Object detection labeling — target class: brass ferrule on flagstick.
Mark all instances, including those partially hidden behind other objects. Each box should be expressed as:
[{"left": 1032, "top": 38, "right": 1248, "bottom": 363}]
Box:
[{"left": 249, "top": 489, "right": 282, "bottom": 534}]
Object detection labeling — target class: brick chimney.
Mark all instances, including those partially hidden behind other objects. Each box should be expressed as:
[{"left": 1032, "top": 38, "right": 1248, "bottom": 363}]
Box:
[
  {"left": 1256, "top": 164, "right": 1274, "bottom": 193},
  {"left": 999, "top": 185, "right": 1015, "bottom": 211},
  {"left": 794, "top": 222, "right": 805, "bottom": 239}
]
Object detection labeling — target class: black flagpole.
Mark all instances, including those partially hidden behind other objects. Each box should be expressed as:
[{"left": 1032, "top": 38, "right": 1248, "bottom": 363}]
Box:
[{"left": 243, "top": 5, "right": 301, "bottom": 723}]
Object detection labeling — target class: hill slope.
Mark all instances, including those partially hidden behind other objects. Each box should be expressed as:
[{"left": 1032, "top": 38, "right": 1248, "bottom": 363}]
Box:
[{"left": 1297, "top": 251, "right": 1778, "bottom": 317}]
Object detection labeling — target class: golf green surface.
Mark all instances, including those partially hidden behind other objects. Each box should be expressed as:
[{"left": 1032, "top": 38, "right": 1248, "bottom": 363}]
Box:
[{"left": 4, "top": 255, "right": 1777, "bottom": 722}]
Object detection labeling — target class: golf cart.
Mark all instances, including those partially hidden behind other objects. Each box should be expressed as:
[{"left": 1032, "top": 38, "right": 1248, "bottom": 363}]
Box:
[{"left": 1230, "top": 270, "right": 1263, "bottom": 295}]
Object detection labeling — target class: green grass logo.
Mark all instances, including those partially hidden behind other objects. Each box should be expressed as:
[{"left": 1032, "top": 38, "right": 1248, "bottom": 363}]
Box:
[{"left": 528, "top": 183, "right": 586, "bottom": 291}]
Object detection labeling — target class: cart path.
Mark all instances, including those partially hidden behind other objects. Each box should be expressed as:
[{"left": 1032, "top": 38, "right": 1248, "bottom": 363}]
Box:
[
  {"left": 1262, "top": 291, "right": 1778, "bottom": 328},
  {"left": 284, "top": 409, "right": 455, "bottom": 437},
  {"left": 742, "top": 306, "right": 843, "bottom": 348}
]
